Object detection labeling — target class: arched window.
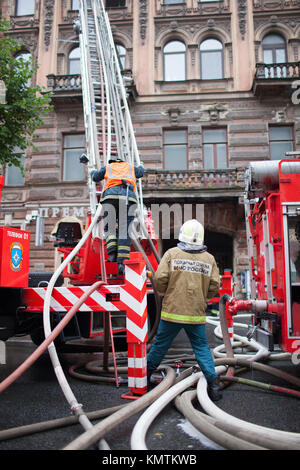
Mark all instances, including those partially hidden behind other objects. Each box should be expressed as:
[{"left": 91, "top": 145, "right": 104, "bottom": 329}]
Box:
[
  {"left": 262, "top": 33, "right": 287, "bottom": 78},
  {"left": 68, "top": 48, "right": 81, "bottom": 75},
  {"left": 200, "top": 38, "right": 223, "bottom": 80},
  {"left": 15, "top": 51, "right": 32, "bottom": 64},
  {"left": 163, "top": 41, "right": 186, "bottom": 81},
  {"left": 262, "top": 33, "right": 286, "bottom": 64},
  {"left": 15, "top": 51, "right": 32, "bottom": 86},
  {"left": 115, "top": 44, "right": 126, "bottom": 70}
]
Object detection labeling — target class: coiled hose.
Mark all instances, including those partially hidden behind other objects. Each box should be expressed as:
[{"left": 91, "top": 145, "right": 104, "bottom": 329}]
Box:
[{"left": 63, "top": 366, "right": 176, "bottom": 450}]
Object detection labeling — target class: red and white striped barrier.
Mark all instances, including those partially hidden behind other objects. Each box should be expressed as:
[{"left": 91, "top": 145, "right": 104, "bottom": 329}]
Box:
[
  {"left": 22, "top": 251, "right": 149, "bottom": 397},
  {"left": 122, "top": 252, "right": 148, "bottom": 398}
]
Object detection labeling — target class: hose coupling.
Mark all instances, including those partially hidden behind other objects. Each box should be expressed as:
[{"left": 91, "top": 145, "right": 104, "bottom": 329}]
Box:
[{"left": 71, "top": 403, "right": 83, "bottom": 415}]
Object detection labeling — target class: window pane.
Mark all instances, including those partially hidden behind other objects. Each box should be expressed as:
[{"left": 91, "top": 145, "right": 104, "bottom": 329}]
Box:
[
  {"left": 269, "top": 126, "right": 292, "bottom": 141},
  {"left": 217, "top": 144, "right": 227, "bottom": 168},
  {"left": 164, "top": 130, "right": 186, "bottom": 145},
  {"left": 263, "top": 49, "right": 273, "bottom": 64},
  {"left": 203, "top": 129, "right": 226, "bottom": 143},
  {"left": 200, "top": 39, "right": 222, "bottom": 51},
  {"left": 16, "top": 0, "right": 35, "bottom": 15},
  {"left": 116, "top": 44, "right": 126, "bottom": 70},
  {"left": 5, "top": 156, "right": 25, "bottom": 186},
  {"left": 164, "top": 0, "right": 183, "bottom": 4},
  {"left": 71, "top": 0, "right": 80, "bottom": 10},
  {"left": 164, "top": 41, "right": 185, "bottom": 53},
  {"left": 203, "top": 144, "right": 214, "bottom": 169},
  {"left": 106, "top": 0, "right": 126, "bottom": 7},
  {"left": 262, "top": 34, "right": 285, "bottom": 46},
  {"left": 164, "top": 54, "right": 185, "bottom": 81},
  {"left": 164, "top": 41, "right": 186, "bottom": 81},
  {"left": 69, "top": 48, "right": 81, "bottom": 75},
  {"left": 65, "top": 134, "right": 85, "bottom": 148},
  {"left": 164, "top": 145, "right": 187, "bottom": 170},
  {"left": 64, "top": 135, "right": 85, "bottom": 181},
  {"left": 276, "top": 48, "right": 286, "bottom": 63},
  {"left": 201, "top": 51, "right": 223, "bottom": 79},
  {"left": 64, "top": 150, "right": 85, "bottom": 181},
  {"left": 270, "top": 142, "right": 293, "bottom": 160}
]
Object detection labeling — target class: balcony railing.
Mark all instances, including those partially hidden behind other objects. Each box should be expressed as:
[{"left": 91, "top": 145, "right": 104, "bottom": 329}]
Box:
[
  {"left": 253, "top": 62, "right": 300, "bottom": 96},
  {"left": 255, "top": 62, "right": 300, "bottom": 80},
  {"left": 46, "top": 71, "right": 136, "bottom": 99},
  {"left": 142, "top": 168, "right": 245, "bottom": 195},
  {"left": 47, "top": 74, "right": 82, "bottom": 92}
]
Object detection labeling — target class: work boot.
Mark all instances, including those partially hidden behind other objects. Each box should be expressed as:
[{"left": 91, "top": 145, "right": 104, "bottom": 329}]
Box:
[
  {"left": 147, "top": 369, "right": 156, "bottom": 390},
  {"left": 207, "top": 376, "right": 222, "bottom": 402}
]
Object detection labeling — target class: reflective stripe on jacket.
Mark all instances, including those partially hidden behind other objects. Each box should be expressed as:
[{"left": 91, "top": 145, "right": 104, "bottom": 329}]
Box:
[
  {"left": 104, "top": 162, "right": 136, "bottom": 193},
  {"left": 154, "top": 246, "right": 220, "bottom": 325}
]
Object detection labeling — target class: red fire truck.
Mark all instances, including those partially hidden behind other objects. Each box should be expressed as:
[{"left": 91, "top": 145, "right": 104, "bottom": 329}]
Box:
[
  {"left": 0, "top": 170, "right": 159, "bottom": 351},
  {"left": 226, "top": 158, "right": 300, "bottom": 354}
]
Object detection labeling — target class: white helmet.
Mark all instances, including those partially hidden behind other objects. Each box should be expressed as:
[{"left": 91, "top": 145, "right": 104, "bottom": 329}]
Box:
[{"left": 179, "top": 219, "right": 204, "bottom": 245}]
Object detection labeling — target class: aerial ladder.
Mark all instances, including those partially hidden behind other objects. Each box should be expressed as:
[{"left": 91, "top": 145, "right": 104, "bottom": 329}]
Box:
[{"left": 72, "top": 0, "right": 159, "bottom": 283}]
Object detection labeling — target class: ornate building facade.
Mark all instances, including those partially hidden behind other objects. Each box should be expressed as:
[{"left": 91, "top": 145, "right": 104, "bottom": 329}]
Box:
[{"left": 1, "top": 0, "right": 300, "bottom": 296}]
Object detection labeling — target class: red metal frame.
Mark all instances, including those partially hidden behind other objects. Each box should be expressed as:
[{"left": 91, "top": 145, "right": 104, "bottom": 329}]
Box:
[{"left": 234, "top": 159, "right": 300, "bottom": 353}]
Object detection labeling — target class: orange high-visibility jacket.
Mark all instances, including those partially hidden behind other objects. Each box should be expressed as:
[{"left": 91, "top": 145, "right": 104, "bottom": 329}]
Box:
[{"left": 104, "top": 162, "right": 136, "bottom": 193}]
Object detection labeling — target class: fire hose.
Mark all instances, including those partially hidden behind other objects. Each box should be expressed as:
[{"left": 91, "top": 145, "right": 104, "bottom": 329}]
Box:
[
  {"left": 1, "top": 279, "right": 300, "bottom": 450},
  {"left": 126, "top": 294, "right": 300, "bottom": 451}
]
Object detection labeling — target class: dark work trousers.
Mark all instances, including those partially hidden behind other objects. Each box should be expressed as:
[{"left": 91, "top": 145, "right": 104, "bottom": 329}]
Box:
[
  {"left": 102, "top": 198, "right": 136, "bottom": 264},
  {"left": 147, "top": 319, "right": 218, "bottom": 384}
]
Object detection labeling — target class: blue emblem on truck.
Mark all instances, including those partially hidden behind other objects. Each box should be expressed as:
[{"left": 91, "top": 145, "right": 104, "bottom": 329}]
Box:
[{"left": 10, "top": 242, "right": 23, "bottom": 271}]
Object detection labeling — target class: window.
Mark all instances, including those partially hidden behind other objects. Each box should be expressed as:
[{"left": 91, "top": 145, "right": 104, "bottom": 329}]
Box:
[
  {"left": 15, "top": 52, "right": 32, "bottom": 86},
  {"left": 16, "top": 0, "right": 35, "bottom": 16},
  {"left": 163, "top": 0, "right": 184, "bottom": 3},
  {"left": 163, "top": 130, "right": 187, "bottom": 170},
  {"left": 262, "top": 34, "right": 287, "bottom": 78},
  {"left": 163, "top": 41, "right": 186, "bottom": 81},
  {"left": 203, "top": 128, "right": 227, "bottom": 169},
  {"left": 269, "top": 126, "right": 293, "bottom": 160},
  {"left": 71, "top": 0, "right": 80, "bottom": 10},
  {"left": 200, "top": 39, "right": 223, "bottom": 80},
  {"left": 5, "top": 153, "right": 25, "bottom": 186},
  {"left": 63, "top": 135, "right": 85, "bottom": 181},
  {"left": 106, "top": 0, "right": 126, "bottom": 7},
  {"left": 68, "top": 48, "right": 81, "bottom": 75},
  {"left": 116, "top": 44, "right": 126, "bottom": 70}
]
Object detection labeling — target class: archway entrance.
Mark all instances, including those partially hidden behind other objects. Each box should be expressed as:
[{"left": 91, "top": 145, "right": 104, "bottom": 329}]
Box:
[
  {"left": 161, "top": 229, "right": 233, "bottom": 275},
  {"left": 205, "top": 230, "right": 233, "bottom": 274}
]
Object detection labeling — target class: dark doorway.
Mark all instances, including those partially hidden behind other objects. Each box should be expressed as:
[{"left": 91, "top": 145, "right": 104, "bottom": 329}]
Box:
[
  {"left": 162, "top": 229, "right": 233, "bottom": 275},
  {"left": 205, "top": 230, "right": 233, "bottom": 274}
]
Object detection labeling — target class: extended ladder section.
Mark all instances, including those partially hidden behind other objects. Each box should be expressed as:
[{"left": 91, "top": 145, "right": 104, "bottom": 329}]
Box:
[
  {"left": 77, "top": 0, "right": 144, "bottom": 215},
  {"left": 74, "top": 0, "right": 160, "bottom": 285}
]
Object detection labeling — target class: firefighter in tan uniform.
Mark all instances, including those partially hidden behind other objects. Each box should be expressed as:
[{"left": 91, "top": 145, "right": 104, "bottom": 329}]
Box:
[
  {"left": 147, "top": 219, "right": 222, "bottom": 401},
  {"left": 91, "top": 157, "right": 144, "bottom": 275}
]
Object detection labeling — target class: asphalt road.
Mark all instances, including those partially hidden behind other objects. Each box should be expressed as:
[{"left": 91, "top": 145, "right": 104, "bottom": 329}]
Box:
[{"left": 0, "top": 320, "right": 300, "bottom": 456}]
